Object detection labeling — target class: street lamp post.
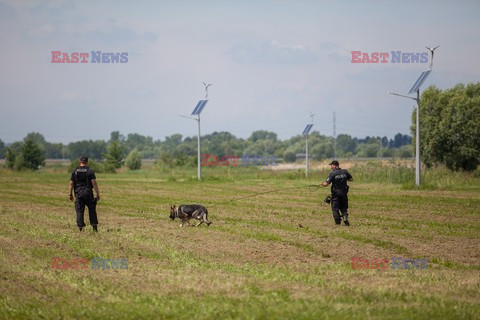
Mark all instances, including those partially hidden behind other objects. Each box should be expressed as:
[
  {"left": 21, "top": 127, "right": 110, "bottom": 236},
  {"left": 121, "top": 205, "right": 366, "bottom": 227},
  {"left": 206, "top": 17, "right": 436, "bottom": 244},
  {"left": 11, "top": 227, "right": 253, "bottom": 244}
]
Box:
[
  {"left": 388, "top": 91, "right": 422, "bottom": 185},
  {"left": 388, "top": 46, "right": 437, "bottom": 186},
  {"left": 180, "top": 97, "right": 209, "bottom": 181},
  {"left": 302, "top": 121, "right": 314, "bottom": 177}
]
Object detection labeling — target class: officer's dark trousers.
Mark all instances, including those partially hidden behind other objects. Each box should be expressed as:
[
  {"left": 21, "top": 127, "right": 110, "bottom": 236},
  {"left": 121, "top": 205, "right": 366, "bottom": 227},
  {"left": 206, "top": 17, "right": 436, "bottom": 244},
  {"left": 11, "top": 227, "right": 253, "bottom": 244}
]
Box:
[
  {"left": 75, "top": 193, "right": 98, "bottom": 227},
  {"left": 331, "top": 190, "right": 348, "bottom": 224}
]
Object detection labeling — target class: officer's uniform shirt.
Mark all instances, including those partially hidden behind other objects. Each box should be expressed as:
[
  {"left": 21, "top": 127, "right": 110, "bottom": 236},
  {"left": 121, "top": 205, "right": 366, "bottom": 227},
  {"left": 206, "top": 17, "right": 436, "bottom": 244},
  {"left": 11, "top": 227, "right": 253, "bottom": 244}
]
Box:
[
  {"left": 326, "top": 168, "right": 352, "bottom": 191},
  {"left": 70, "top": 166, "right": 96, "bottom": 191}
]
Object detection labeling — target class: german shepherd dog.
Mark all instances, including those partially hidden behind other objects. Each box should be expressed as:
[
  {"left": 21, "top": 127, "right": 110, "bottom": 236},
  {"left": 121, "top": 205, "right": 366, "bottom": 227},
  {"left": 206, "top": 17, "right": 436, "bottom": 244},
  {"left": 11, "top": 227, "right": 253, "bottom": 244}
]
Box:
[{"left": 170, "top": 204, "right": 212, "bottom": 227}]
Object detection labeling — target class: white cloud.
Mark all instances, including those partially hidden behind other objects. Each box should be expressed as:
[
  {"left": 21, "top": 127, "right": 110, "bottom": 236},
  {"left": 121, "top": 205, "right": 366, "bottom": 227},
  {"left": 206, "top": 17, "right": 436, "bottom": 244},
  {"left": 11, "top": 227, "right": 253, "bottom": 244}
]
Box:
[
  {"left": 228, "top": 40, "right": 319, "bottom": 65},
  {"left": 1, "top": 1, "right": 480, "bottom": 143},
  {"left": 28, "top": 24, "right": 54, "bottom": 38}
]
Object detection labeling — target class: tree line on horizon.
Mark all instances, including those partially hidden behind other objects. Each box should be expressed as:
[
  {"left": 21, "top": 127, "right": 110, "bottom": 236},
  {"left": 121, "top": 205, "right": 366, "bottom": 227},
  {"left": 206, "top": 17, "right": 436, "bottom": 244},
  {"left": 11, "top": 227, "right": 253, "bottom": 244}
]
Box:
[
  {"left": 1, "top": 82, "right": 478, "bottom": 172},
  {"left": 0, "top": 130, "right": 412, "bottom": 171}
]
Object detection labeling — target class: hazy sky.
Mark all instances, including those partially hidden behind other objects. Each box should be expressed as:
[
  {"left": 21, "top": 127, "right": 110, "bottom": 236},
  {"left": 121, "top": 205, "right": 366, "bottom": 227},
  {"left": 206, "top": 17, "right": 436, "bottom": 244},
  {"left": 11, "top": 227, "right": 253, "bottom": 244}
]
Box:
[{"left": 1, "top": 0, "right": 479, "bottom": 143}]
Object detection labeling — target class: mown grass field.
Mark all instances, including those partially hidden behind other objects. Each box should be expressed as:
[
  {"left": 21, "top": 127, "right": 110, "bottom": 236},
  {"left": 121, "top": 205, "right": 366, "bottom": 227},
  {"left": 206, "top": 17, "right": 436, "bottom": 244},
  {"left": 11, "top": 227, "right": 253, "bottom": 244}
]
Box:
[{"left": 1, "top": 161, "right": 479, "bottom": 319}]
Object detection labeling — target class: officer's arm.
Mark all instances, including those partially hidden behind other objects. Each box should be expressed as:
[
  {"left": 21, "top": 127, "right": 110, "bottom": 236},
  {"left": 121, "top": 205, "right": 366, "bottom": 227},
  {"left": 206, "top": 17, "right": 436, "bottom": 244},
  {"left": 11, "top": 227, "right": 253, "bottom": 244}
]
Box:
[
  {"left": 348, "top": 177, "right": 353, "bottom": 182},
  {"left": 322, "top": 172, "right": 334, "bottom": 187},
  {"left": 92, "top": 179, "right": 100, "bottom": 201},
  {"left": 69, "top": 180, "right": 74, "bottom": 202}
]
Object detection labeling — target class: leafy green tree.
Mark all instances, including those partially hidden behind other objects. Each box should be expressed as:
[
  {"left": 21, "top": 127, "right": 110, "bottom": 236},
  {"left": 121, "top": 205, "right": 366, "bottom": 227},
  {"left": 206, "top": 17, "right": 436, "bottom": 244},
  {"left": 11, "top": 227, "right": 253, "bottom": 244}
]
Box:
[
  {"left": 0, "top": 139, "right": 5, "bottom": 158},
  {"left": 164, "top": 134, "right": 183, "bottom": 147},
  {"left": 17, "top": 132, "right": 61, "bottom": 161},
  {"left": 4, "top": 142, "right": 22, "bottom": 168},
  {"left": 139, "top": 146, "right": 157, "bottom": 159},
  {"left": 109, "top": 131, "right": 125, "bottom": 143},
  {"left": 45, "top": 142, "right": 64, "bottom": 159},
  {"left": 396, "top": 145, "right": 413, "bottom": 158},
  {"left": 379, "top": 147, "right": 394, "bottom": 157},
  {"left": 68, "top": 140, "right": 107, "bottom": 160},
  {"left": 414, "top": 83, "right": 480, "bottom": 171},
  {"left": 356, "top": 143, "right": 380, "bottom": 158},
  {"left": 336, "top": 134, "right": 357, "bottom": 156},
  {"left": 248, "top": 130, "right": 278, "bottom": 143},
  {"left": 203, "top": 132, "right": 241, "bottom": 157},
  {"left": 20, "top": 137, "right": 45, "bottom": 170},
  {"left": 283, "top": 134, "right": 303, "bottom": 147},
  {"left": 283, "top": 149, "right": 296, "bottom": 162},
  {"left": 67, "top": 159, "right": 103, "bottom": 173},
  {"left": 104, "top": 141, "right": 124, "bottom": 172},
  {"left": 24, "top": 132, "right": 46, "bottom": 149},
  {"left": 243, "top": 139, "right": 280, "bottom": 156},
  {"left": 310, "top": 141, "right": 334, "bottom": 160},
  {"left": 174, "top": 153, "right": 187, "bottom": 167},
  {"left": 5, "top": 147, "right": 16, "bottom": 168},
  {"left": 14, "top": 153, "right": 25, "bottom": 171},
  {"left": 125, "top": 149, "right": 142, "bottom": 170},
  {"left": 124, "top": 133, "right": 154, "bottom": 154},
  {"left": 157, "top": 150, "right": 174, "bottom": 170},
  {"left": 390, "top": 133, "right": 411, "bottom": 148}
]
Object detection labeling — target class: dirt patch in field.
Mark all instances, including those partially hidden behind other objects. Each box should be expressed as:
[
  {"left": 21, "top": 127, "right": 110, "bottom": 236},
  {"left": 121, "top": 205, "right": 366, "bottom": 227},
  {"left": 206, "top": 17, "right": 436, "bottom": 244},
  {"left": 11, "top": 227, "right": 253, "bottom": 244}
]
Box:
[
  {"left": 2, "top": 171, "right": 480, "bottom": 313},
  {"left": 393, "top": 236, "right": 480, "bottom": 266}
]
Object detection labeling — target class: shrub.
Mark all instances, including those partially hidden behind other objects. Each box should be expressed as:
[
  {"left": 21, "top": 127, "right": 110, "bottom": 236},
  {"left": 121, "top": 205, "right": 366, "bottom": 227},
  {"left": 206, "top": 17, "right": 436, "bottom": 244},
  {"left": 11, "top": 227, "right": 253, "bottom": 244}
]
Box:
[{"left": 126, "top": 149, "right": 142, "bottom": 170}]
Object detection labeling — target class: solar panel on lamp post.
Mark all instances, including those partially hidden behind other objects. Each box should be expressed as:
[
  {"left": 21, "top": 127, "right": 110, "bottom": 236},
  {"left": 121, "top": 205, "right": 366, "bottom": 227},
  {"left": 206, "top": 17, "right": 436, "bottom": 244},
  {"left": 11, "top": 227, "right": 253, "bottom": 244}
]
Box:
[
  {"left": 179, "top": 99, "right": 208, "bottom": 181},
  {"left": 302, "top": 123, "right": 313, "bottom": 177},
  {"left": 191, "top": 99, "right": 208, "bottom": 181},
  {"left": 388, "top": 69, "right": 432, "bottom": 186}
]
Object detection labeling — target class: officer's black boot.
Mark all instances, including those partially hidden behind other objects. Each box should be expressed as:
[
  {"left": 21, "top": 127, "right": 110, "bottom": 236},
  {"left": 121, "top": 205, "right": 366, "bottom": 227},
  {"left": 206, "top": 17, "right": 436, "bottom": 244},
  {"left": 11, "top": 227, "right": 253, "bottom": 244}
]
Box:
[
  {"left": 332, "top": 210, "right": 341, "bottom": 225},
  {"left": 343, "top": 213, "right": 350, "bottom": 226},
  {"left": 92, "top": 225, "right": 98, "bottom": 232},
  {"left": 79, "top": 226, "right": 83, "bottom": 231}
]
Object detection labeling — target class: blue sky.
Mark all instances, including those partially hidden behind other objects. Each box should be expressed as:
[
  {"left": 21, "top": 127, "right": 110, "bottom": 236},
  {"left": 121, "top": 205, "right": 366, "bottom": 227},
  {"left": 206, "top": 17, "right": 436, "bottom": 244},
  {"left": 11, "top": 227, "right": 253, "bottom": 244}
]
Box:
[{"left": 1, "top": 0, "right": 479, "bottom": 143}]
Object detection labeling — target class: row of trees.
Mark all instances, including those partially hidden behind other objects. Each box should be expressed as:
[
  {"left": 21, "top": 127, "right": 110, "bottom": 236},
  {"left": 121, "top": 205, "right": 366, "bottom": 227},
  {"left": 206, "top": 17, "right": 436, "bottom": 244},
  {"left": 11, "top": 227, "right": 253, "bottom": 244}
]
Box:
[
  {"left": 1, "top": 130, "right": 413, "bottom": 171},
  {"left": 3, "top": 138, "right": 143, "bottom": 173},
  {"left": 2, "top": 82, "right": 478, "bottom": 172}
]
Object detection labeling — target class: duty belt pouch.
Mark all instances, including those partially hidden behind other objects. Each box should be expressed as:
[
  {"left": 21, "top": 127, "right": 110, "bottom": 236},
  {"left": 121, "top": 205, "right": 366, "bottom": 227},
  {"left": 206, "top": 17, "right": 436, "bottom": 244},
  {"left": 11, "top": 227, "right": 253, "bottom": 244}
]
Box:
[
  {"left": 324, "top": 195, "right": 331, "bottom": 204},
  {"left": 346, "top": 185, "right": 350, "bottom": 194},
  {"left": 76, "top": 186, "right": 90, "bottom": 198},
  {"left": 331, "top": 188, "right": 337, "bottom": 196}
]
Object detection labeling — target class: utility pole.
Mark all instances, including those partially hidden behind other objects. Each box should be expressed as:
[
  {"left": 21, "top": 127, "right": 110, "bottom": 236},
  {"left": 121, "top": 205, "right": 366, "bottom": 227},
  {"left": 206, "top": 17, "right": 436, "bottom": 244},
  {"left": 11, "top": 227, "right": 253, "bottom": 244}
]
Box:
[
  {"left": 302, "top": 115, "right": 314, "bottom": 177},
  {"left": 388, "top": 70, "right": 432, "bottom": 186},
  {"left": 333, "top": 112, "right": 337, "bottom": 159}
]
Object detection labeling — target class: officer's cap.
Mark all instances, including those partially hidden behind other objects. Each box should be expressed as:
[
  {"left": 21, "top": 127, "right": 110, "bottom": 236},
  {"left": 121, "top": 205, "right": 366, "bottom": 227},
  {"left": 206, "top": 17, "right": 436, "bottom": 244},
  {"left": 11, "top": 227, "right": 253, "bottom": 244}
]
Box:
[
  {"left": 80, "top": 156, "right": 89, "bottom": 162},
  {"left": 328, "top": 160, "right": 339, "bottom": 166}
]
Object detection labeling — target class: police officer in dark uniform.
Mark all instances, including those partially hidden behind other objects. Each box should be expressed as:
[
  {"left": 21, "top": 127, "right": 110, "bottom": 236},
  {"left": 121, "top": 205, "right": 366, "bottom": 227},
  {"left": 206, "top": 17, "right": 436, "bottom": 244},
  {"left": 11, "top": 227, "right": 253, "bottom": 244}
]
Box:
[
  {"left": 69, "top": 156, "right": 101, "bottom": 232},
  {"left": 321, "top": 160, "right": 353, "bottom": 226}
]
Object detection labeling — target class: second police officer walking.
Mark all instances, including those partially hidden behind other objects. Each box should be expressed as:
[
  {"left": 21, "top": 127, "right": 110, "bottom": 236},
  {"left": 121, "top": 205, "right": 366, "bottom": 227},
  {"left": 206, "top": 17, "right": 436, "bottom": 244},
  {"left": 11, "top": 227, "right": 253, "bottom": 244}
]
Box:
[{"left": 322, "top": 160, "right": 353, "bottom": 226}]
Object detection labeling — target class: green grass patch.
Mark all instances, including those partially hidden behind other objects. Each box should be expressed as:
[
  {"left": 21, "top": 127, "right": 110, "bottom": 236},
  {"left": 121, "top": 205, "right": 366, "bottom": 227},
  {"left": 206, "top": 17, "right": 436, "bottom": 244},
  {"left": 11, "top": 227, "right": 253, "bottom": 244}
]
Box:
[{"left": 0, "top": 160, "right": 479, "bottom": 319}]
